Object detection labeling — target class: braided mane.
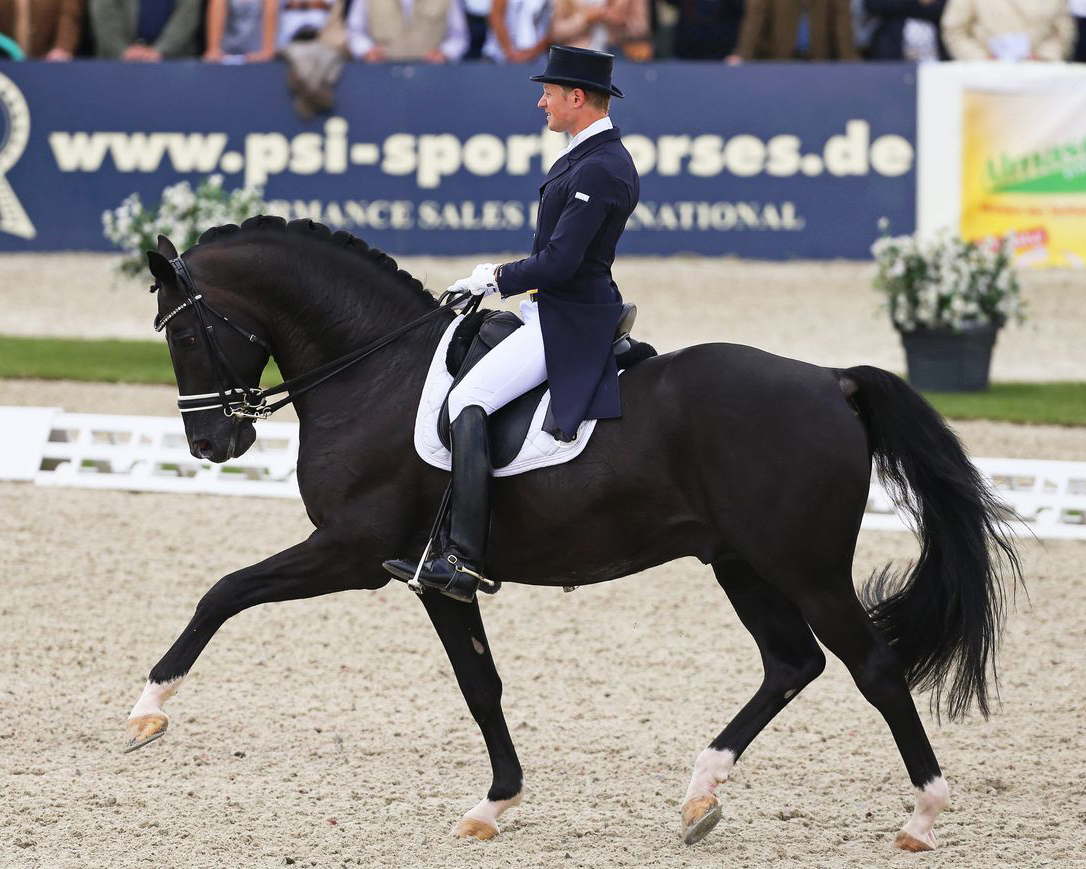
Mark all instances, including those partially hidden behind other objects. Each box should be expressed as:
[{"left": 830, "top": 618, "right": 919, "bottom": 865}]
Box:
[{"left": 195, "top": 215, "right": 438, "bottom": 310}]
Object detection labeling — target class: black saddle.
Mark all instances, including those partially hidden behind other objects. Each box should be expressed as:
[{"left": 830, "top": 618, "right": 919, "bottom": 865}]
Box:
[{"left": 437, "top": 303, "right": 655, "bottom": 469}]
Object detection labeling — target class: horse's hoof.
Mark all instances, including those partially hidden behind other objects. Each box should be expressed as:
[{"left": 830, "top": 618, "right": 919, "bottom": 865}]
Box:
[
  {"left": 123, "top": 713, "right": 169, "bottom": 753},
  {"left": 453, "top": 818, "right": 500, "bottom": 840},
  {"left": 680, "top": 795, "right": 721, "bottom": 845},
  {"left": 894, "top": 830, "right": 935, "bottom": 852}
]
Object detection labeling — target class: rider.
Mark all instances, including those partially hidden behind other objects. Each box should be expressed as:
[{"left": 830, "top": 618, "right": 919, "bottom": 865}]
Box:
[{"left": 384, "top": 44, "right": 640, "bottom": 602}]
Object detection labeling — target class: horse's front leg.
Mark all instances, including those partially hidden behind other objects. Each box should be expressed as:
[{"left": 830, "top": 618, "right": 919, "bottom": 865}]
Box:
[
  {"left": 124, "top": 529, "right": 373, "bottom": 752},
  {"left": 420, "top": 593, "right": 524, "bottom": 840}
]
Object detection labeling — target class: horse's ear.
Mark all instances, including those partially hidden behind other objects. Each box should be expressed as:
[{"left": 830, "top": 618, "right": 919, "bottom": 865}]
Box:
[
  {"left": 147, "top": 250, "right": 176, "bottom": 289},
  {"left": 156, "top": 235, "right": 179, "bottom": 259}
]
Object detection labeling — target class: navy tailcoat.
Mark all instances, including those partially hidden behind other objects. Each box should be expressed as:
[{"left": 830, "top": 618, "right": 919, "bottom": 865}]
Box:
[{"left": 495, "top": 127, "right": 640, "bottom": 435}]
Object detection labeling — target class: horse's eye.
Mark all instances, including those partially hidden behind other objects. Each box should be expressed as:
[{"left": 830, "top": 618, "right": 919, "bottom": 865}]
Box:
[{"left": 173, "top": 334, "right": 197, "bottom": 349}]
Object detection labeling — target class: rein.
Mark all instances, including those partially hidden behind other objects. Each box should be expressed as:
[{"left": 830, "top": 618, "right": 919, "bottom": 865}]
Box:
[{"left": 154, "top": 254, "right": 477, "bottom": 420}]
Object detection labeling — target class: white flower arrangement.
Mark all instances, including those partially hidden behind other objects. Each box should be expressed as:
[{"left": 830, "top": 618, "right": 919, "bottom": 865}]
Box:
[
  {"left": 102, "top": 175, "right": 266, "bottom": 276},
  {"left": 871, "top": 221, "right": 1025, "bottom": 333}
]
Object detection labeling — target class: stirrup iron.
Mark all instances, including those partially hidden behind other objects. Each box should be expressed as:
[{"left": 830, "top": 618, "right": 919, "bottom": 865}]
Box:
[
  {"left": 406, "top": 481, "right": 454, "bottom": 594},
  {"left": 406, "top": 539, "right": 432, "bottom": 595}
]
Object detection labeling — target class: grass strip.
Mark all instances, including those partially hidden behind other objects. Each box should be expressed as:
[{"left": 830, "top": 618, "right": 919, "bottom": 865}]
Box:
[
  {"left": 0, "top": 335, "right": 282, "bottom": 386},
  {"left": 2, "top": 336, "right": 1085, "bottom": 426},
  {"left": 921, "top": 382, "right": 1086, "bottom": 427}
]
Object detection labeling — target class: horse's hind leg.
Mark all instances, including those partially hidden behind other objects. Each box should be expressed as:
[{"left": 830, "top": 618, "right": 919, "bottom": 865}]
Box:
[
  {"left": 795, "top": 584, "right": 948, "bottom": 851},
  {"left": 681, "top": 559, "right": 827, "bottom": 845},
  {"left": 419, "top": 592, "right": 523, "bottom": 840},
  {"left": 123, "top": 530, "right": 368, "bottom": 752}
]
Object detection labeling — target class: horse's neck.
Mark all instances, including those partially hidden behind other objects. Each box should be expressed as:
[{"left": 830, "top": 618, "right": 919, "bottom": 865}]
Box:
[{"left": 263, "top": 276, "right": 449, "bottom": 425}]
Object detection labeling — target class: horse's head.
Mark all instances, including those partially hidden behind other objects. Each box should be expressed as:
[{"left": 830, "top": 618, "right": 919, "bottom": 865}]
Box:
[{"left": 147, "top": 235, "right": 270, "bottom": 463}]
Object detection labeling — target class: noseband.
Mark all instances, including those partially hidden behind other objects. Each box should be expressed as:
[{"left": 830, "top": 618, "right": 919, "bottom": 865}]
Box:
[{"left": 153, "top": 254, "right": 476, "bottom": 421}]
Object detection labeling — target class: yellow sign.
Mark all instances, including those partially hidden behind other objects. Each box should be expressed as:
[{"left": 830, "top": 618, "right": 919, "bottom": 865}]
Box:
[{"left": 961, "top": 88, "right": 1086, "bottom": 268}]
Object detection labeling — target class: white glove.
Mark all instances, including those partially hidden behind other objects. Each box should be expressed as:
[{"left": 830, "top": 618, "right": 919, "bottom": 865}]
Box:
[{"left": 447, "top": 263, "right": 499, "bottom": 297}]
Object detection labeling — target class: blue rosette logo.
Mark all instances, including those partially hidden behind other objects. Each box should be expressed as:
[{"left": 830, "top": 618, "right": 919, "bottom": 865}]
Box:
[{"left": 0, "top": 71, "right": 34, "bottom": 239}]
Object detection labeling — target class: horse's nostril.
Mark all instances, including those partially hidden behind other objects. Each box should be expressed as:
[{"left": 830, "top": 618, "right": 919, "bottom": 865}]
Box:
[{"left": 195, "top": 438, "right": 212, "bottom": 457}]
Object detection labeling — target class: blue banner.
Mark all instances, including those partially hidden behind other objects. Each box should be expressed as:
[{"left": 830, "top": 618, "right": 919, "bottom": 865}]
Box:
[{"left": 0, "top": 61, "right": 916, "bottom": 258}]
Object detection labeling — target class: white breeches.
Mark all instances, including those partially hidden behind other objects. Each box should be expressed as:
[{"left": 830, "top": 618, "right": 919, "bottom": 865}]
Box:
[{"left": 447, "top": 299, "right": 548, "bottom": 422}]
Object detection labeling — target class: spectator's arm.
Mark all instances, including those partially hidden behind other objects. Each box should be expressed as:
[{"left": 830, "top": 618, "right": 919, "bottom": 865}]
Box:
[
  {"left": 345, "top": 0, "right": 375, "bottom": 58},
  {"left": 1033, "top": 6, "right": 1075, "bottom": 60},
  {"left": 940, "top": 0, "right": 987, "bottom": 59},
  {"left": 617, "top": 0, "right": 651, "bottom": 40},
  {"left": 204, "top": 0, "right": 227, "bottom": 59},
  {"left": 154, "top": 0, "right": 202, "bottom": 57},
  {"left": 523, "top": 30, "right": 551, "bottom": 61},
  {"left": 610, "top": 0, "right": 651, "bottom": 58},
  {"left": 89, "top": 0, "right": 131, "bottom": 58},
  {"left": 438, "top": 1, "right": 469, "bottom": 60},
  {"left": 489, "top": 0, "right": 515, "bottom": 59},
  {"left": 550, "top": 4, "right": 593, "bottom": 43},
  {"left": 604, "top": 0, "right": 631, "bottom": 24},
  {"left": 52, "top": 0, "right": 83, "bottom": 55},
  {"left": 251, "top": 0, "right": 279, "bottom": 59}
]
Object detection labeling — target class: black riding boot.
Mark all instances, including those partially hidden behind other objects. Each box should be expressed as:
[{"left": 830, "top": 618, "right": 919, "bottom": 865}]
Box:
[{"left": 383, "top": 405, "right": 491, "bottom": 602}]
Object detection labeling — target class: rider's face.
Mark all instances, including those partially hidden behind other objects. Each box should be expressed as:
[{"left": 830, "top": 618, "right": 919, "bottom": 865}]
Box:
[{"left": 538, "top": 84, "right": 580, "bottom": 134}]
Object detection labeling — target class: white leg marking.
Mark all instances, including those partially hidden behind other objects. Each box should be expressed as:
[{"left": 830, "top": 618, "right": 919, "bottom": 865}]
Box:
[
  {"left": 683, "top": 748, "right": 736, "bottom": 803},
  {"left": 456, "top": 787, "right": 523, "bottom": 837},
  {"left": 128, "top": 677, "right": 183, "bottom": 719},
  {"left": 463, "top": 790, "right": 523, "bottom": 828},
  {"left": 458, "top": 795, "right": 521, "bottom": 834},
  {"left": 899, "top": 776, "right": 950, "bottom": 849}
]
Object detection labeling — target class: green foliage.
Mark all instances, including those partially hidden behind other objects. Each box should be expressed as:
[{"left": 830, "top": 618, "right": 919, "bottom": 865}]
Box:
[
  {"left": 102, "top": 175, "right": 266, "bottom": 276},
  {"left": 871, "top": 224, "right": 1024, "bottom": 333}
]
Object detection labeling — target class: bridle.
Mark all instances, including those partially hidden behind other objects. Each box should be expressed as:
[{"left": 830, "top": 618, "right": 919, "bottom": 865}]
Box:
[
  {"left": 154, "top": 256, "right": 272, "bottom": 418},
  {"left": 153, "top": 254, "right": 477, "bottom": 420}
]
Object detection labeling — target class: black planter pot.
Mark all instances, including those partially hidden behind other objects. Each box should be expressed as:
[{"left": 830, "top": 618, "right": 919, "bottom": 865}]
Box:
[{"left": 899, "top": 322, "right": 999, "bottom": 392}]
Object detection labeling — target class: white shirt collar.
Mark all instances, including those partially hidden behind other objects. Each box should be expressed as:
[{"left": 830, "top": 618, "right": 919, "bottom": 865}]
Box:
[{"left": 558, "top": 115, "right": 613, "bottom": 158}]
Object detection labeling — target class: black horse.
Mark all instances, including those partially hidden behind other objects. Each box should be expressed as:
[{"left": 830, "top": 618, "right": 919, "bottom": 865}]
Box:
[{"left": 125, "top": 216, "right": 1019, "bottom": 850}]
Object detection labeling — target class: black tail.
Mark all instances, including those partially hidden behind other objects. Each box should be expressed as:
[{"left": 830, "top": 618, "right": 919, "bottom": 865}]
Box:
[{"left": 843, "top": 365, "right": 1022, "bottom": 720}]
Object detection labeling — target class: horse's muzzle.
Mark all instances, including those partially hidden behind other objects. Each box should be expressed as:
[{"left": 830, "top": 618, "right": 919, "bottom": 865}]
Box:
[
  {"left": 193, "top": 438, "right": 214, "bottom": 460},
  {"left": 188, "top": 418, "right": 256, "bottom": 463}
]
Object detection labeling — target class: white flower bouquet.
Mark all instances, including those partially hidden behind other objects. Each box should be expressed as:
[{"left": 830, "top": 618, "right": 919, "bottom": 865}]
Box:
[
  {"left": 871, "top": 224, "right": 1025, "bottom": 333},
  {"left": 102, "top": 175, "right": 266, "bottom": 276}
]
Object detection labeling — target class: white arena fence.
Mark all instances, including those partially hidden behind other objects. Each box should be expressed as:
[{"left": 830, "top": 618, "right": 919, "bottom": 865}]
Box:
[
  {"left": 0, "top": 406, "right": 299, "bottom": 499},
  {"left": 1, "top": 406, "right": 1084, "bottom": 541}
]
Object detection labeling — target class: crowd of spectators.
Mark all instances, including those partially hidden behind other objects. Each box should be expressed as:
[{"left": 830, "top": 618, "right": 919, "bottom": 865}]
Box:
[{"left": 0, "top": 0, "right": 1083, "bottom": 64}]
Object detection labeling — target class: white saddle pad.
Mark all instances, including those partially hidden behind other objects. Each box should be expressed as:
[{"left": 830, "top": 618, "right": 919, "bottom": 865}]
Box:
[{"left": 414, "top": 316, "right": 597, "bottom": 477}]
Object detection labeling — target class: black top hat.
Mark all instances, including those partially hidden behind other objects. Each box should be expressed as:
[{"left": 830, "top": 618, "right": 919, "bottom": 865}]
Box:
[{"left": 530, "top": 45, "right": 624, "bottom": 99}]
